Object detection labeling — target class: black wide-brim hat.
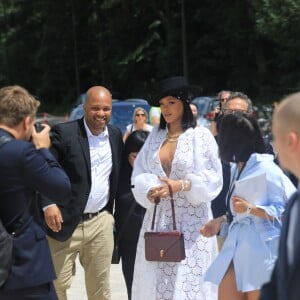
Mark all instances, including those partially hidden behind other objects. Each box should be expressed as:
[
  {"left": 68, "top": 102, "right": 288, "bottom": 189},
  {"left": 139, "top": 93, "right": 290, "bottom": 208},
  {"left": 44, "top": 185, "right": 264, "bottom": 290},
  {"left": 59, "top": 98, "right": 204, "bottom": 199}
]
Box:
[{"left": 149, "top": 76, "right": 200, "bottom": 107}]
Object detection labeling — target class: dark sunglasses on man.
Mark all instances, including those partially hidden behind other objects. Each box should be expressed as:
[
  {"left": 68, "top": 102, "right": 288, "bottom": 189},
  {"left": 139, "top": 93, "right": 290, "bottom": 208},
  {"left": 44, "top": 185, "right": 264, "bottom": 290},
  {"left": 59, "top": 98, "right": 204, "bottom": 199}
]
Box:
[{"left": 222, "top": 108, "right": 249, "bottom": 115}]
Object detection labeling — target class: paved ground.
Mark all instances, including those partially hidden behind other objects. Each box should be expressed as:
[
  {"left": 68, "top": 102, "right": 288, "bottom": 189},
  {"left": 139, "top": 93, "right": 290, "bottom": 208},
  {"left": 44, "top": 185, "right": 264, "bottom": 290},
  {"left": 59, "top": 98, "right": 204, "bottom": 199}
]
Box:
[{"left": 67, "top": 258, "right": 127, "bottom": 300}]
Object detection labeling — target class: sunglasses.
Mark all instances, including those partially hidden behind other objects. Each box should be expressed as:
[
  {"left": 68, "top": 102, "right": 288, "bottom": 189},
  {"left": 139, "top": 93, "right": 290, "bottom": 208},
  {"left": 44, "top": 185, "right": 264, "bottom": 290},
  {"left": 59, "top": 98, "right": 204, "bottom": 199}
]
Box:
[
  {"left": 220, "top": 98, "right": 228, "bottom": 102},
  {"left": 222, "top": 108, "right": 248, "bottom": 115},
  {"left": 135, "top": 113, "right": 145, "bottom": 116}
]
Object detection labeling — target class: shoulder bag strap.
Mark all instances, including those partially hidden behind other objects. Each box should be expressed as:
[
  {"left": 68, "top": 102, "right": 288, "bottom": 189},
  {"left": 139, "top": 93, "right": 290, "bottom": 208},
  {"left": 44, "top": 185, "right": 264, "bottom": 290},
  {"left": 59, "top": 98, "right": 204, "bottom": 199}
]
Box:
[
  {"left": 150, "top": 197, "right": 160, "bottom": 230},
  {"left": 150, "top": 183, "right": 177, "bottom": 231},
  {"left": 167, "top": 183, "right": 177, "bottom": 231}
]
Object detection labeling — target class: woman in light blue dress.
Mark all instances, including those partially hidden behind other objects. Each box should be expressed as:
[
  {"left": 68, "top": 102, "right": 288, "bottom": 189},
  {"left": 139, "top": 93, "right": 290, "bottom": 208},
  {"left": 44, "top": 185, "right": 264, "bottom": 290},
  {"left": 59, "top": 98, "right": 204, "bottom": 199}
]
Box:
[{"left": 200, "top": 112, "right": 296, "bottom": 300}]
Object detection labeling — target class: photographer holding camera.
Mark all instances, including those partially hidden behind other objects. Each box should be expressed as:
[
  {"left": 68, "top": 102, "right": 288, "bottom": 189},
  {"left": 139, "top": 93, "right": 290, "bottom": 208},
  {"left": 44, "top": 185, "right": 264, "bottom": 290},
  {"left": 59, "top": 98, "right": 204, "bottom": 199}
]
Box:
[
  {"left": 210, "top": 90, "right": 231, "bottom": 136},
  {"left": 0, "top": 85, "right": 71, "bottom": 300}
]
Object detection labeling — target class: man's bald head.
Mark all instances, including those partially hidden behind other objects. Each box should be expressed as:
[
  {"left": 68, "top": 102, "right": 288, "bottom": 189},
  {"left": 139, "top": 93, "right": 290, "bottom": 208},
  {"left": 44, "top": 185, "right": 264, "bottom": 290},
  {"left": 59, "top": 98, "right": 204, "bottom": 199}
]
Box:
[
  {"left": 272, "top": 92, "right": 300, "bottom": 177},
  {"left": 274, "top": 92, "right": 300, "bottom": 134},
  {"left": 86, "top": 86, "right": 112, "bottom": 104}
]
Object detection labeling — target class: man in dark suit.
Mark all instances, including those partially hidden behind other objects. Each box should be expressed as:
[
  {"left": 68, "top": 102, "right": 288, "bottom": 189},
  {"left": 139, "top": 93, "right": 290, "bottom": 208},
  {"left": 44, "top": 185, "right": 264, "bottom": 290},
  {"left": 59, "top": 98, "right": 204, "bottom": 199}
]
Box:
[
  {"left": 260, "top": 92, "right": 300, "bottom": 300},
  {"left": 42, "top": 86, "right": 123, "bottom": 300},
  {"left": 0, "top": 85, "right": 72, "bottom": 300}
]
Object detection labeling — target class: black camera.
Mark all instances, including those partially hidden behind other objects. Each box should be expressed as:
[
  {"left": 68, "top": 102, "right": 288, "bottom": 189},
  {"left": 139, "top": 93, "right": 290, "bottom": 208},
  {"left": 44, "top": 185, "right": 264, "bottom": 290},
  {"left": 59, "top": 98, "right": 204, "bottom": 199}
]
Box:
[
  {"left": 34, "top": 122, "right": 44, "bottom": 132},
  {"left": 213, "top": 102, "right": 222, "bottom": 122}
]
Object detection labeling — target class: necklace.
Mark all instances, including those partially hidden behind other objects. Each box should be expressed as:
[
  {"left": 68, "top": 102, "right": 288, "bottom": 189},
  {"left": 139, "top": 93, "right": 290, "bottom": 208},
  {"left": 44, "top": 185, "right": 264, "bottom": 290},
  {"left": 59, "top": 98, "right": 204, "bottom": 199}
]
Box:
[{"left": 166, "top": 132, "right": 182, "bottom": 143}]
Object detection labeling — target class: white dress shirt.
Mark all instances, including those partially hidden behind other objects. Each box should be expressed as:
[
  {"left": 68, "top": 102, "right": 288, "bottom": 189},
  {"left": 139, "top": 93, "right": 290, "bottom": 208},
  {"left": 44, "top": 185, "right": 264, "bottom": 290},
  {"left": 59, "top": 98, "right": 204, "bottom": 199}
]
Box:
[{"left": 84, "top": 120, "right": 112, "bottom": 213}]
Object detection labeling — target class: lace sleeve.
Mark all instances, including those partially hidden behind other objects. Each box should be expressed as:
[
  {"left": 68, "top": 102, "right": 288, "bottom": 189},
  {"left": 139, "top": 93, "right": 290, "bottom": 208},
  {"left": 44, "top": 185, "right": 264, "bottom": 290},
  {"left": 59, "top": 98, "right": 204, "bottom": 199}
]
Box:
[{"left": 184, "top": 127, "right": 223, "bottom": 205}]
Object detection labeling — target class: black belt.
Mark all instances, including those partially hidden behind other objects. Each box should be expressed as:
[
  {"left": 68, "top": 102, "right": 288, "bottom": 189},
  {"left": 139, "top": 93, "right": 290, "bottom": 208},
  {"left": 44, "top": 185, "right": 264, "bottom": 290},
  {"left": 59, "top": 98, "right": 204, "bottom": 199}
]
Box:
[{"left": 81, "top": 207, "right": 107, "bottom": 222}]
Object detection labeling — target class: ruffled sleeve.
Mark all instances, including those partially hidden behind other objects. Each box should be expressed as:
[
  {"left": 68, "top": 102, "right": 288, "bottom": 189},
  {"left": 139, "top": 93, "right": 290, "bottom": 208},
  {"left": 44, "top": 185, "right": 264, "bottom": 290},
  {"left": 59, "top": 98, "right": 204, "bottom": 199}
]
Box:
[{"left": 184, "top": 127, "right": 223, "bottom": 205}]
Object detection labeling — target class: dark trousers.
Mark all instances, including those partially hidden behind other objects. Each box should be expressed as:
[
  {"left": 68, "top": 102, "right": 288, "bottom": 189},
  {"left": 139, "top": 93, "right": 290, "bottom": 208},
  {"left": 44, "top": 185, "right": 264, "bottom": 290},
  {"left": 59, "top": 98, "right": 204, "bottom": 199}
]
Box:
[
  {"left": 119, "top": 239, "right": 139, "bottom": 300},
  {"left": 0, "top": 282, "right": 57, "bottom": 300}
]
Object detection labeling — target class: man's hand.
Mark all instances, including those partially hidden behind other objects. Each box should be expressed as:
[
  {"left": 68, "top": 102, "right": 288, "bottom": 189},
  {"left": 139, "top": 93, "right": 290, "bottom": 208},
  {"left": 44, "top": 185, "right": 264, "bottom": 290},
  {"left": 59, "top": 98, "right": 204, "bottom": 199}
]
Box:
[
  {"left": 31, "top": 123, "right": 51, "bottom": 149},
  {"left": 44, "top": 205, "right": 63, "bottom": 232}
]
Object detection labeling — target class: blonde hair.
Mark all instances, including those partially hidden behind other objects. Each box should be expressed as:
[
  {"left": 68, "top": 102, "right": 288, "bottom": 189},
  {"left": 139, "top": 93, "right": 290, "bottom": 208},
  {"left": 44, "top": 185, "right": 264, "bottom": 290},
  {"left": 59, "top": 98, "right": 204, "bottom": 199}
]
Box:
[{"left": 0, "top": 85, "right": 40, "bottom": 127}]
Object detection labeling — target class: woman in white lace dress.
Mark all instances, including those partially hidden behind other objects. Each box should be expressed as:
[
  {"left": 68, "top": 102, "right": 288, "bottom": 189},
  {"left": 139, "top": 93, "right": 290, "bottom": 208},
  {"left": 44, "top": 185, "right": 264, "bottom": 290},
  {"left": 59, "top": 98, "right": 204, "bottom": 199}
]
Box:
[{"left": 131, "top": 77, "right": 223, "bottom": 300}]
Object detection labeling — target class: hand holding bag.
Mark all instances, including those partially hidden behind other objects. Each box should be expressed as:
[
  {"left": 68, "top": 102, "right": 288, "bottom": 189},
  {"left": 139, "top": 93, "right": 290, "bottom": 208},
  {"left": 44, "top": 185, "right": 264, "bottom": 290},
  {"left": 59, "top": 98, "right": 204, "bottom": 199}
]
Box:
[{"left": 144, "top": 183, "right": 185, "bottom": 262}]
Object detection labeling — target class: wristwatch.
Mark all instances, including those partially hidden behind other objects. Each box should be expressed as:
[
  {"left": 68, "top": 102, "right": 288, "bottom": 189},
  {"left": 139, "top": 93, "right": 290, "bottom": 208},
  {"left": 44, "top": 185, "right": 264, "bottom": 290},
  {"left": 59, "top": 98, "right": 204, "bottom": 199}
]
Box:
[{"left": 245, "top": 203, "right": 253, "bottom": 214}]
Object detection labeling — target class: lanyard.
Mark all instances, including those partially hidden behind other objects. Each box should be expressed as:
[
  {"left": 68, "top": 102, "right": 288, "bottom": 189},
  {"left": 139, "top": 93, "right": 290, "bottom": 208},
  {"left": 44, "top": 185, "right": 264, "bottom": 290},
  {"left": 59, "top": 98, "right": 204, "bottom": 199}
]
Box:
[{"left": 225, "top": 162, "right": 246, "bottom": 223}]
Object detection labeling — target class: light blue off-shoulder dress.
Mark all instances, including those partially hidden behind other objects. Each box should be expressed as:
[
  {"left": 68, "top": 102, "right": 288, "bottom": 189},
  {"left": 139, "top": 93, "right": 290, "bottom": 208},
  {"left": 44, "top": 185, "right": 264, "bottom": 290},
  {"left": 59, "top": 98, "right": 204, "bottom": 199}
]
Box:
[{"left": 204, "top": 153, "right": 296, "bottom": 292}]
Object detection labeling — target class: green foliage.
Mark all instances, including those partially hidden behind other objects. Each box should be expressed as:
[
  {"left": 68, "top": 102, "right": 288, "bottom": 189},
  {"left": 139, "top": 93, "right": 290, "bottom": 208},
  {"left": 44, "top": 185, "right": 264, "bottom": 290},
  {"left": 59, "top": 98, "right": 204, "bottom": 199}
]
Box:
[{"left": 0, "top": 0, "right": 299, "bottom": 112}]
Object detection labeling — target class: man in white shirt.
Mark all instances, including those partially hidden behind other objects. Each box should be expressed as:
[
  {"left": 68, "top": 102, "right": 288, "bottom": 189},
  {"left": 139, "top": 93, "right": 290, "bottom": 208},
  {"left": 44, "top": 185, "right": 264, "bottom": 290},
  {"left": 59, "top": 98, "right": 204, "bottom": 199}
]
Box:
[{"left": 41, "top": 86, "right": 123, "bottom": 300}]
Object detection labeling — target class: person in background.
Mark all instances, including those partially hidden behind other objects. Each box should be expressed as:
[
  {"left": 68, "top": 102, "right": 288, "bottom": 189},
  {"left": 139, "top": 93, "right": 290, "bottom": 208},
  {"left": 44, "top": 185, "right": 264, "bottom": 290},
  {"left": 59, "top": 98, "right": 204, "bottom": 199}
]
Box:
[
  {"left": 114, "top": 130, "right": 150, "bottom": 300},
  {"left": 123, "top": 107, "right": 153, "bottom": 142},
  {"left": 149, "top": 106, "right": 161, "bottom": 125},
  {"left": 210, "top": 90, "right": 231, "bottom": 136},
  {"left": 260, "top": 92, "right": 300, "bottom": 300},
  {"left": 190, "top": 102, "right": 200, "bottom": 126},
  {"left": 41, "top": 86, "right": 123, "bottom": 300},
  {"left": 131, "top": 76, "right": 223, "bottom": 300},
  {"left": 211, "top": 92, "right": 255, "bottom": 249},
  {"left": 201, "top": 112, "right": 296, "bottom": 300},
  {"left": 0, "top": 85, "right": 71, "bottom": 300}
]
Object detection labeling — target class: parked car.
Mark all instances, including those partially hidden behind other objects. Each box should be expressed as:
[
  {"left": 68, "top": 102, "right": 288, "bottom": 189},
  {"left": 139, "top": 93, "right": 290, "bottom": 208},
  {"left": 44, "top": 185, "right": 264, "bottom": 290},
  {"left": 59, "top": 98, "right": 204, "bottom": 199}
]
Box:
[
  {"left": 191, "top": 96, "right": 219, "bottom": 128},
  {"left": 69, "top": 99, "right": 151, "bottom": 134},
  {"left": 69, "top": 104, "right": 84, "bottom": 121},
  {"left": 75, "top": 93, "right": 87, "bottom": 106}
]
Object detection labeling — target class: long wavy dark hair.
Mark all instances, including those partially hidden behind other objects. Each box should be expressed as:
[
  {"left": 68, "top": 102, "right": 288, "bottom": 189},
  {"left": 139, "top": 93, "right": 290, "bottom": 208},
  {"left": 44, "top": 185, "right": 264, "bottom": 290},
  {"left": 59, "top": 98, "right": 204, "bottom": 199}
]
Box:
[{"left": 218, "top": 112, "right": 266, "bottom": 163}]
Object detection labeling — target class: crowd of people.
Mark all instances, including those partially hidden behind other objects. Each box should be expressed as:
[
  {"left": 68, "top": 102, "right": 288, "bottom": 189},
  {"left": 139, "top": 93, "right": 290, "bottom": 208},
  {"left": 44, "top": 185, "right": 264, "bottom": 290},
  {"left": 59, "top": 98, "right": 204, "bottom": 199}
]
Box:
[{"left": 1, "top": 77, "right": 300, "bottom": 300}]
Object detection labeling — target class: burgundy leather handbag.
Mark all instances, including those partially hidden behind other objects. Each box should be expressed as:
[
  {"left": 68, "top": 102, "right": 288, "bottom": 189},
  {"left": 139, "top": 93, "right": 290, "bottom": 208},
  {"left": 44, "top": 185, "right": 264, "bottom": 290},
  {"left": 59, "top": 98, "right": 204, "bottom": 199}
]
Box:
[{"left": 144, "top": 183, "right": 185, "bottom": 262}]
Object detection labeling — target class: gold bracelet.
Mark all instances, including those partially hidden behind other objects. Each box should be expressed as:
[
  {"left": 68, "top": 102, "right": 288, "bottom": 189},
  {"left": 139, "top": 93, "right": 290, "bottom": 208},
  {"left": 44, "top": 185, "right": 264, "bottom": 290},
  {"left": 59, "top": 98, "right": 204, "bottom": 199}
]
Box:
[
  {"left": 183, "top": 179, "right": 190, "bottom": 191},
  {"left": 180, "top": 180, "right": 184, "bottom": 191}
]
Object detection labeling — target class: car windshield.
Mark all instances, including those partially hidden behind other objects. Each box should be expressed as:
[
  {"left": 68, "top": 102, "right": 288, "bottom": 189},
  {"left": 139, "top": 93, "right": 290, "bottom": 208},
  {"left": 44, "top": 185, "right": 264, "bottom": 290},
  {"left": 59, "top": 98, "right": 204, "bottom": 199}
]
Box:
[
  {"left": 195, "top": 99, "right": 207, "bottom": 114},
  {"left": 69, "top": 105, "right": 84, "bottom": 121}
]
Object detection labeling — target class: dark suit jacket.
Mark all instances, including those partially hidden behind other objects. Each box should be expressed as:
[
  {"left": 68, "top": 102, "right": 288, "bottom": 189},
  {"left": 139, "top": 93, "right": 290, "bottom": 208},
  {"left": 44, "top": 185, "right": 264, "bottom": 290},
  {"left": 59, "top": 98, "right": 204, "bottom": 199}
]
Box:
[
  {"left": 42, "top": 118, "right": 123, "bottom": 241},
  {"left": 0, "top": 129, "right": 71, "bottom": 290},
  {"left": 260, "top": 191, "right": 300, "bottom": 300}
]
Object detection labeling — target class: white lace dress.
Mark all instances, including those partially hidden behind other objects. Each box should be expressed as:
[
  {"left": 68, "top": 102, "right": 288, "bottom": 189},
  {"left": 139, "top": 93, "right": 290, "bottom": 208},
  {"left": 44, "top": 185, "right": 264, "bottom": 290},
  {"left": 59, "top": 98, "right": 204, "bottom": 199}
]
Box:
[{"left": 131, "top": 126, "right": 223, "bottom": 300}]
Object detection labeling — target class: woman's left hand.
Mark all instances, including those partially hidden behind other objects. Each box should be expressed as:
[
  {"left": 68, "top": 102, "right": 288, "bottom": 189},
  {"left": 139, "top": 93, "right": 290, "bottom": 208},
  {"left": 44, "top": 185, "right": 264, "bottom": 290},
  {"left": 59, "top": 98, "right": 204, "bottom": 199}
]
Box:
[
  {"left": 159, "top": 177, "right": 182, "bottom": 194},
  {"left": 232, "top": 196, "right": 249, "bottom": 213},
  {"left": 148, "top": 184, "right": 169, "bottom": 199},
  {"left": 148, "top": 177, "right": 181, "bottom": 199}
]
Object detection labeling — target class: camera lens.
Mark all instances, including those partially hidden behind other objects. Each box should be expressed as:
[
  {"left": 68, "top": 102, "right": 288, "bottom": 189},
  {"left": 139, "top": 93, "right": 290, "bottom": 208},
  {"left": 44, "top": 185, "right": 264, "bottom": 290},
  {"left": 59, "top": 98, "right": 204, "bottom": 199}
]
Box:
[{"left": 34, "top": 122, "right": 43, "bottom": 132}]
